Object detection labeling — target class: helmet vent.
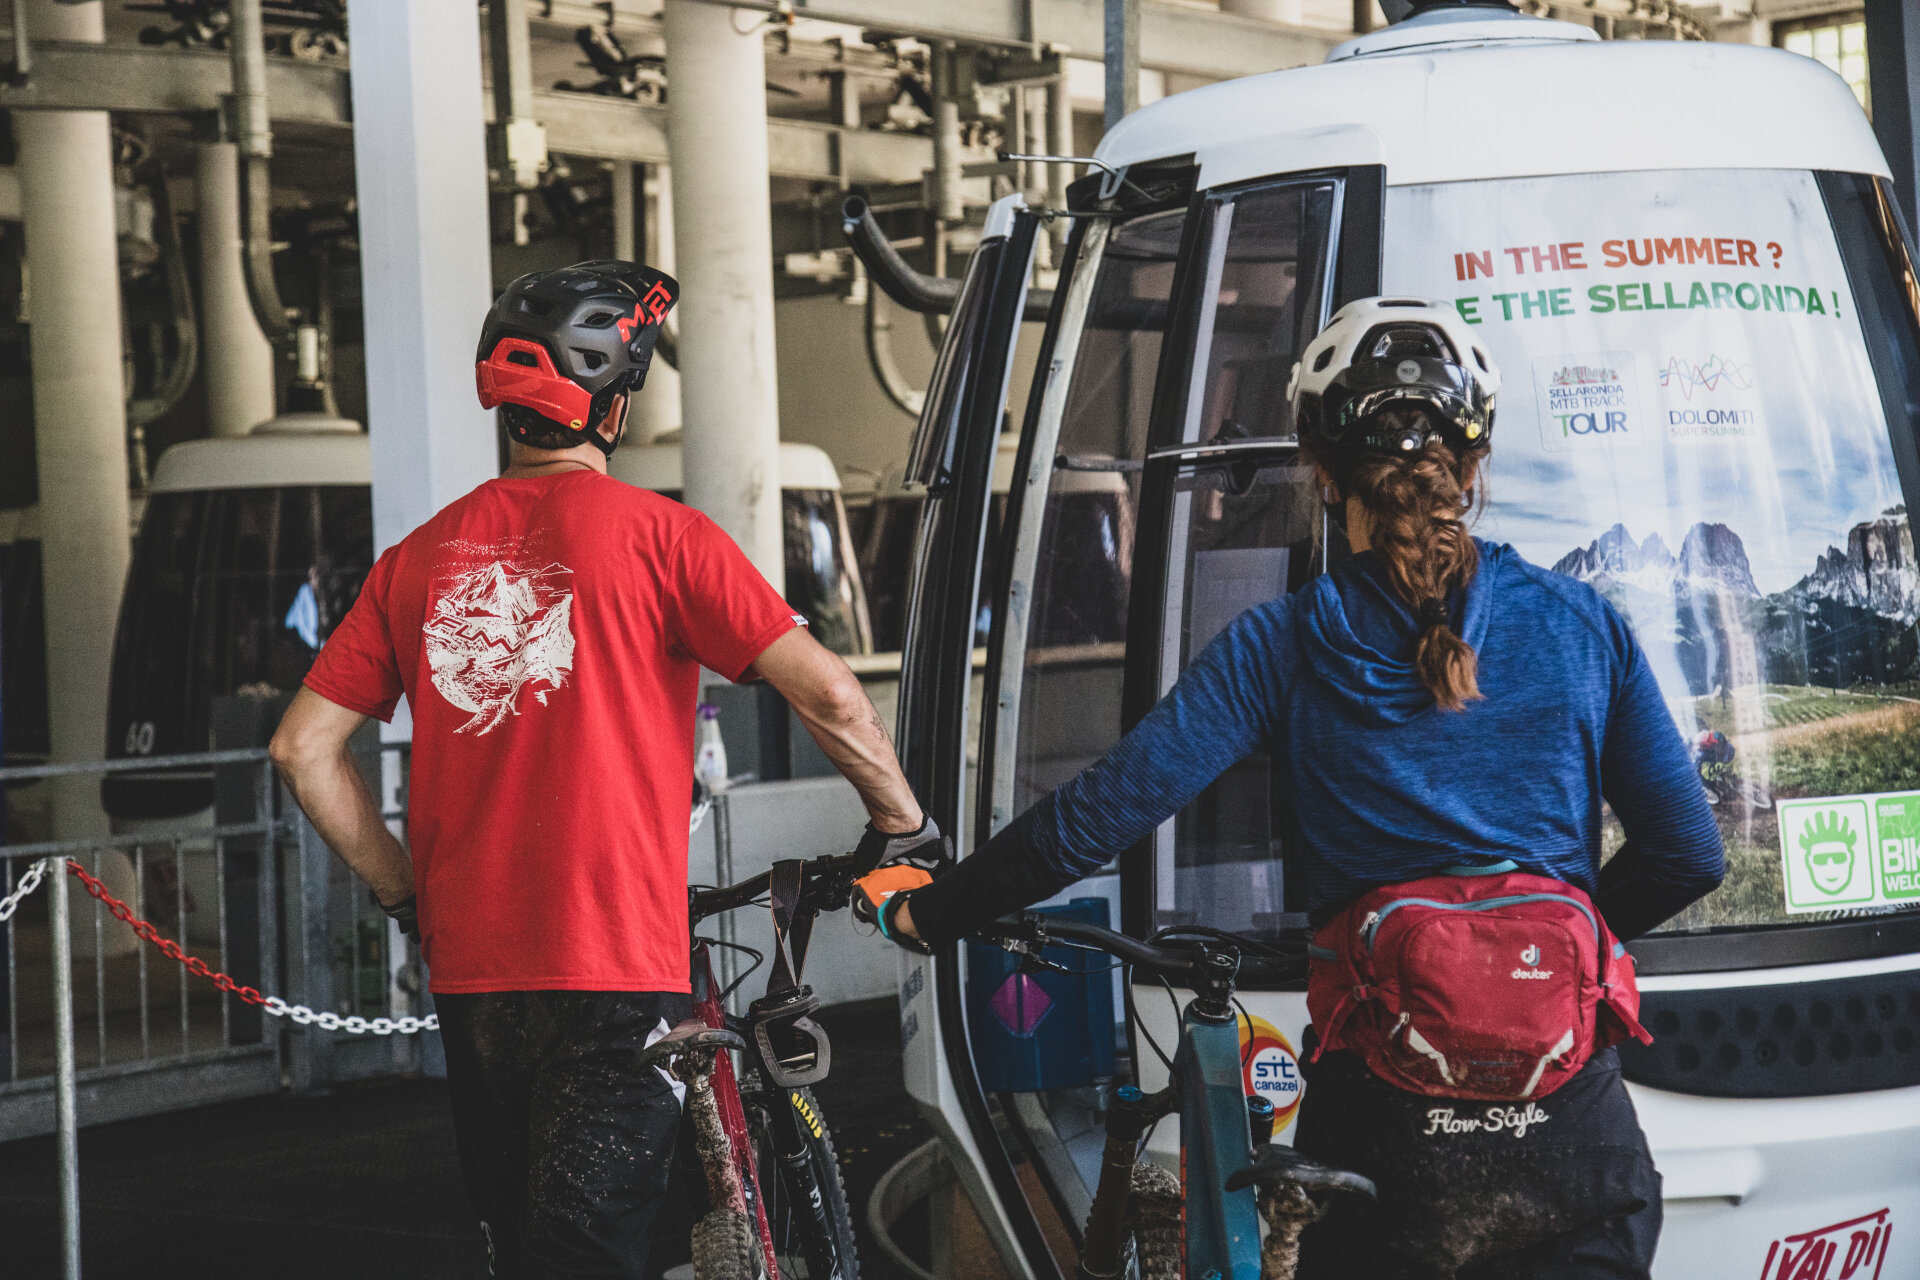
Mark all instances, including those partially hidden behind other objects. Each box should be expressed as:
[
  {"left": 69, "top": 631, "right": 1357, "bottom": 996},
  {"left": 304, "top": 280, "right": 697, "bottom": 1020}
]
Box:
[
  {"left": 506, "top": 349, "right": 540, "bottom": 368},
  {"left": 575, "top": 349, "right": 607, "bottom": 371},
  {"left": 1473, "top": 346, "right": 1491, "bottom": 372},
  {"left": 515, "top": 298, "right": 553, "bottom": 318},
  {"left": 581, "top": 311, "right": 621, "bottom": 329},
  {"left": 1313, "top": 347, "right": 1336, "bottom": 372},
  {"left": 1367, "top": 324, "right": 1450, "bottom": 363}
]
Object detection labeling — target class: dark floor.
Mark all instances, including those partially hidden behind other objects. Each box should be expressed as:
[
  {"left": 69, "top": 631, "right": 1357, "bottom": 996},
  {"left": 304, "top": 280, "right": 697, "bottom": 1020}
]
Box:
[{"left": 0, "top": 998, "right": 933, "bottom": 1280}]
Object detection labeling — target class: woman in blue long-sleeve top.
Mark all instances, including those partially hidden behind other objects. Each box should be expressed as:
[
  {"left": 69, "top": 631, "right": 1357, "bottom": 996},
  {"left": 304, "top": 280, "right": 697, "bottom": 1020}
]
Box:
[{"left": 883, "top": 297, "right": 1726, "bottom": 1278}]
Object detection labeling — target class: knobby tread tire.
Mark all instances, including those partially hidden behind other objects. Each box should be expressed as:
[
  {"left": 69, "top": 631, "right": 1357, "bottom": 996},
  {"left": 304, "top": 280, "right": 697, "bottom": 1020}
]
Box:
[
  {"left": 691, "top": 1208, "right": 760, "bottom": 1280},
  {"left": 744, "top": 1077, "right": 860, "bottom": 1278},
  {"left": 1127, "top": 1161, "right": 1182, "bottom": 1280}
]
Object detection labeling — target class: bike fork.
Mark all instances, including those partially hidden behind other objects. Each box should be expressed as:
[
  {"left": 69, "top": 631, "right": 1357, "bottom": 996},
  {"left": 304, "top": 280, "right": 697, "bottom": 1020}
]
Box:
[
  {"left": 764, "top": 1088, "right": 846, "bottom": 1280},
  {"left": 1079, "top": 1083, "right": 1176, "bottom": 1280}
]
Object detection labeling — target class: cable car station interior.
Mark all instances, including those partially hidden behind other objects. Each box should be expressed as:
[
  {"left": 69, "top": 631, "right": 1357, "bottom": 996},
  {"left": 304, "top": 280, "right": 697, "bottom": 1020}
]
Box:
[{"left": 2, "top": 1, "right": 1919, "bottom": 1277}]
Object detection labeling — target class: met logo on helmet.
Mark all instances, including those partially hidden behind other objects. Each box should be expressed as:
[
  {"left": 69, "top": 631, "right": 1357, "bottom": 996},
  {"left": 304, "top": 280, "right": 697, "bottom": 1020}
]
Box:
[{"left": 616, "top": 281, "right": 676, "bottom": 340}]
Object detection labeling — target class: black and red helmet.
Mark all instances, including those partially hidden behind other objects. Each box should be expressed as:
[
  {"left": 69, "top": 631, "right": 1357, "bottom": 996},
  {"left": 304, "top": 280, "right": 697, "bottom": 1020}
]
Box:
[{"left": 475, "top": 260, "right": 678, "bottom": 455}]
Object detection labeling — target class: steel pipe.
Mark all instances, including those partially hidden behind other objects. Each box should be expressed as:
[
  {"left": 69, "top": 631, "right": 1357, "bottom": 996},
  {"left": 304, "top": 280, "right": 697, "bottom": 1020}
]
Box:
[
  {"left": 841, "top": 194, "right": 1053, "bottom": 320},
  {"left": 197, "top": 140, "right": 275, "bottom": 435},
  {"left": 229, "top": 0, "right": 292, "bottom": 340},
  {"left": 49, "top": 858, "right": 79, "bottom": 1280}
]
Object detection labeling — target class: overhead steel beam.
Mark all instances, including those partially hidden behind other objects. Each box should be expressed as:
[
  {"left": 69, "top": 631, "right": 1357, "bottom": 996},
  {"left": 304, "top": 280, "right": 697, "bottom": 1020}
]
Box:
[
  {"left": 689, "top": 0, "right": 1342, "bottom": 78},
  {"left": 0, "top": 40, "right": 932, "bottom": 185},
  {"left": 0, "top": 38, "right": 350, "bottom": 122},
  {"left": 530, "top": 88, "right": 936, "bottom": 185}
]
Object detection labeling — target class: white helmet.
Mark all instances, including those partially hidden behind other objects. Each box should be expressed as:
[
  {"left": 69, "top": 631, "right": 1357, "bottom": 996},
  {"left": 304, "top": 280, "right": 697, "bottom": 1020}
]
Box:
[{"left": 1286, "top": 297, "right": 1498, "bottom": 460}]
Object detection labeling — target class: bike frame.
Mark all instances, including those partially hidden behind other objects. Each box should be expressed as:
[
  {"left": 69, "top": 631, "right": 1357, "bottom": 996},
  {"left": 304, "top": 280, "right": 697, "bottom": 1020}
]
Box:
[
  {"left": 1170, "top": 1004, "right": 1265, "bottom": 1279},
  {"left": 685, "top": 854, "right": 862, "bottom": 1280},
  {"left": 690, "top": 940, "right": 783, "bottom": 1277}
]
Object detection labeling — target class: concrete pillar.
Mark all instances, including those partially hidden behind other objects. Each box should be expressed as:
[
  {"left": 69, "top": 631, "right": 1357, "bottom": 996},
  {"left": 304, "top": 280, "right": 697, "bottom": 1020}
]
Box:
[
  {"left": 17, "top": 0, "right": 127, "bottom": 823},
  {"left": 1048, "top": 75, "right": 1072, "bottom": 253},
  {"left": 346, "top": 0, "right": 498, "bottom": 558},
  {"left": 664, "top": 0, "right": 783, "bottom": 591},
  {"left": 1104, "top": 0, "right": 1141, "bottom": 134},
  {"left": 618, "top": 162, "right": 681, "bottom": 444},
  {"left": 15, "top": 0, "right": 138, "bottom": 940},
  {"left": 196, "top": 142, "right": 277, "bottom": 437}
]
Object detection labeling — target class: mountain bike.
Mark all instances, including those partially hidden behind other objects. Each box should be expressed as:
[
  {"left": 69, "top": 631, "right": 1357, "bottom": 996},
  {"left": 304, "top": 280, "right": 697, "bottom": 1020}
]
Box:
[
  {"left": 643, "top": 850, "right": 866, "bottom": 1280},
  {"left": 978, "top": 915, "right": 1377, "bottom": 1280},
  {"left": 1690, "top": 729, "right": 1773, "bottom": 812}
]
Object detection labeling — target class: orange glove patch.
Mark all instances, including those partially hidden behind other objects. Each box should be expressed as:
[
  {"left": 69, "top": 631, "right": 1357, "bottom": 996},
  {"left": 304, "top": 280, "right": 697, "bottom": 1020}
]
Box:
[{"left": 853, "top": 865, "right": 933, "bottom": 918}]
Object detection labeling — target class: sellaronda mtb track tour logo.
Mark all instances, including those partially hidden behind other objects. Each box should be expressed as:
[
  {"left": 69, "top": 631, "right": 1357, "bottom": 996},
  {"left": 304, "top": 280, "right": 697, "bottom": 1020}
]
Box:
[
  {"left": 423, "top": 542, "right": 576, "bottom": 735},
  {"left": 1533, "top": 352, "right": 1637, "bottom": 452}
]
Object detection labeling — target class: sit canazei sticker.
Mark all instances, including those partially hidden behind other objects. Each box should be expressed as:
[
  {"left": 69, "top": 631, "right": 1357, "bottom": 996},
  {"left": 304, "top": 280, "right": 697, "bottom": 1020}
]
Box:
[
  {"left": 1778, "top": 791, "right": 1920, "bottom": 913},
  {"left": 1239, "top": 1015, "right": 1303, "bottom": 1132}
]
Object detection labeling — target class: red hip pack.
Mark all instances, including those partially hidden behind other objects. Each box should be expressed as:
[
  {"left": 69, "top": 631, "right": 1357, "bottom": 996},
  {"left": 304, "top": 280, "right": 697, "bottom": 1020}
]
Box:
[{"left": 1307, "top": 863, "right": 1651, "bottom": 1101}]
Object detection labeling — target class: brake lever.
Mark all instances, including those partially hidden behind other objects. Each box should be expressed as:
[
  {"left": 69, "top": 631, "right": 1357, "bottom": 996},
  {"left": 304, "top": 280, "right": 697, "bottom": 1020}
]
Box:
[{"left": 978, "top": 911, "right": 1049, "bottom": 957}]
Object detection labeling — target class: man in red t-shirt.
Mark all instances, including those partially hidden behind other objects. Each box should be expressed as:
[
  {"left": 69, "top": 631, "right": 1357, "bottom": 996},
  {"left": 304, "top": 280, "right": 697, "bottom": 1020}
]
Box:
[{"left": 269, "top": 261, "right": 939, "bottom": 1278}]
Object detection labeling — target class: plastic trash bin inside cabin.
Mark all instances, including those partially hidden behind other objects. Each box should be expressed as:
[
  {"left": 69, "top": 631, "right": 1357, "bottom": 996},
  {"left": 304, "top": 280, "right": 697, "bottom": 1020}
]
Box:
[{"left": 965, "top": 898, "right": 1117, "bottom": 1092}]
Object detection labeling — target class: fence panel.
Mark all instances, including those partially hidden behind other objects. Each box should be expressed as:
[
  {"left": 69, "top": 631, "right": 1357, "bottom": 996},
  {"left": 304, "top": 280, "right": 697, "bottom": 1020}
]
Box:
[{"left": 0, "top": 750, "right": 284, "bottom": 1143}]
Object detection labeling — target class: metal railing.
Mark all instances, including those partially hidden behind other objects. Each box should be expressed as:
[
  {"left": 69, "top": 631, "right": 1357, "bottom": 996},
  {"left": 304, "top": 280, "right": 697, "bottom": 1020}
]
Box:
[
  {"left": 0, "top": 742, "right": 434, "bottom": 1278},
  {"left": 0, "top": 748, "right": 280, "bottom": 1279},
  {"left": 1, "top": 750, "right": 283, "bottom": 1125}
]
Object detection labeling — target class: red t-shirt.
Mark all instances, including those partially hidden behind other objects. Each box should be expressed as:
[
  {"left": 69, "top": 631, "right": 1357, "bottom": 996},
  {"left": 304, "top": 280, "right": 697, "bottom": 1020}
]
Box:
[{"left": 304, "top": 470, "right": 801, "bottom": 994}]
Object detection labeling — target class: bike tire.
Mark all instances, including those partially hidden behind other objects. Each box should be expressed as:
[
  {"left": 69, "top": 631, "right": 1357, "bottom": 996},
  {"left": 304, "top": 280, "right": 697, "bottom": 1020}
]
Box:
[
  {"left": 1126, "top": 1161, "right": 1182, "bottom": 1280},
  {"left": 691, "top": 1207, "right": 761, "bottom": 1280},
  {"left": 745, "top": 1078, "right": 860, "bottom": 1279}
]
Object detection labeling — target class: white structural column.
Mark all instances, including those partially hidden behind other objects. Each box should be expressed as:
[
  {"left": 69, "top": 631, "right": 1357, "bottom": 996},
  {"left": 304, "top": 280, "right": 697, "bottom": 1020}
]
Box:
[
  {"left": 664, "top": 0, "right": 784, "bottom": 591},
  {"left": 615, "top": 162, "right": 681, "bottom": 444},
  {"left": 196, "top": 142, "right": 278, "bottom": 437},
  {"left": 346, "top": 0, "right": 497, "bottom": 556},
  {"left": 16, "top": 0, "right": 128, "bottom": 847}
]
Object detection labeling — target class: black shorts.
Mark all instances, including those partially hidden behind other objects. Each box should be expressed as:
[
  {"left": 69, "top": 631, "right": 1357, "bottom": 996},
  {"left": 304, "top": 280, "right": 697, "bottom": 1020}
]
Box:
[
  {"left": 436, "top": 990, "right": 692, "bottom": 1280},
  {"left": 1294, "top": 1044, "right": 1663, "bottom": 1280}
]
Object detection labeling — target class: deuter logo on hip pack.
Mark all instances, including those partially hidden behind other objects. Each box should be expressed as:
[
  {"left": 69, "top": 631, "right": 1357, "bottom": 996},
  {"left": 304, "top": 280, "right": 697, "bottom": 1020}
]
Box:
[{"left": 1512, "top": 943, "right": 1554, "bottom": 980}]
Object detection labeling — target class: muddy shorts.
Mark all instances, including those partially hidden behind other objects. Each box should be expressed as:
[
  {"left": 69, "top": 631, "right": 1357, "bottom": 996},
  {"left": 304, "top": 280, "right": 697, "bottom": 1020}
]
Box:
[
  {"left": 1294, "top": 1043, "right": 1663, "bottom": 1280},
  {"left": 437, "top": 990, "right": 692, "bottom": 1280}
]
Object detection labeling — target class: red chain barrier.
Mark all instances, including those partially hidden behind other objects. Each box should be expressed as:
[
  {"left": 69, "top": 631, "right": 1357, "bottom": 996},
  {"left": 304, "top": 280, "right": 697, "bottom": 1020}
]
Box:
[{"left": 64, "top": 859, "right": 270, "bottom": 1008}]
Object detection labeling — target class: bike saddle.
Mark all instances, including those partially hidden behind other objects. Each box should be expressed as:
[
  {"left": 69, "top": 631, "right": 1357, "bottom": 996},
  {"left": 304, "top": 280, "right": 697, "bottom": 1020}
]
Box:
[
  {"left": 1225, "top": 1145, "right": 1379, "bottom": 1200},
  {"left": 637, "top": 1017, "right": 747, "bottom": 1072}
]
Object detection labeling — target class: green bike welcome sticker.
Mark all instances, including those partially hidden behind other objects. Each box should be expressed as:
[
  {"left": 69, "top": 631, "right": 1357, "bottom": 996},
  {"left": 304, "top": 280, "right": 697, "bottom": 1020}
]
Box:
[{"left": 1778, "top": 791, "right": 1920, "bottom": 913}]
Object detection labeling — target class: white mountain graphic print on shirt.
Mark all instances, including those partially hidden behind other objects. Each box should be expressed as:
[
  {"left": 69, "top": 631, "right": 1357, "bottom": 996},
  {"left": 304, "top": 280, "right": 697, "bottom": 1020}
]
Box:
[{"left": 423, "top": 545, "right": 575, "bottom": 735}]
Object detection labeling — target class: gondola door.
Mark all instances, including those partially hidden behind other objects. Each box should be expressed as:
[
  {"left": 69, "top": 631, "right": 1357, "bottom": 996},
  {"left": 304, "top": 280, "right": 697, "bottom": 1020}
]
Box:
[
  {"left": 949, "top": 164, "right": 1385, "bottom": 1261},
  {"left": 890, "top": 193, "right": 1057, "bottom": 1278}
]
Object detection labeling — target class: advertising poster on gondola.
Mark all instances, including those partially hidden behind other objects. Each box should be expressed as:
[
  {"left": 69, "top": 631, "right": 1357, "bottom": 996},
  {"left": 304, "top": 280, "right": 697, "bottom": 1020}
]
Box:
[{"left": 1384, "top": 169, "right": 1918, "bottom": 928}]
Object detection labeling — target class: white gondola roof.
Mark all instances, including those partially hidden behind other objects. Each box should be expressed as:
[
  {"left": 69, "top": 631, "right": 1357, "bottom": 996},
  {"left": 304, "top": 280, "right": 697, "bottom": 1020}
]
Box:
[
  {"left": 609, "top": 439, "right": 845, "bottom": 492},
  {"left": 150, "top": 431, "right": 371, "bottom": 493},
  {"left": 1095, "top": 10, "right": 1886, "bottom": 191}
]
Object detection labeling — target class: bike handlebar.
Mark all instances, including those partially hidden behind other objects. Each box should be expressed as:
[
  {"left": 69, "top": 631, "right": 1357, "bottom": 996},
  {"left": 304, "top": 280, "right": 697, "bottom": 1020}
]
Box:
[
  {"left": 689, "top": 851, "right": 861, "bottom": 926},
  {"left": 976, "top": 914, "right": 1308, "bottom": 987}
]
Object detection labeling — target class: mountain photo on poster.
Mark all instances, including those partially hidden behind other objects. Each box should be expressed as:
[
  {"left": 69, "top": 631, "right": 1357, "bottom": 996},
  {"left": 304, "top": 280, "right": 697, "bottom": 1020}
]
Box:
[{"left": 1550, "top": 508, "right": 1916, "bottom": 696}]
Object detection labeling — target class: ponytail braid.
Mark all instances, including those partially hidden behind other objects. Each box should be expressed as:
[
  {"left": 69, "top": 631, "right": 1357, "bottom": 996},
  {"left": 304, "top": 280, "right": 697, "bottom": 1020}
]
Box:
[{"left": 1313, "top": 420, "right": 1489, "bottom": 712}]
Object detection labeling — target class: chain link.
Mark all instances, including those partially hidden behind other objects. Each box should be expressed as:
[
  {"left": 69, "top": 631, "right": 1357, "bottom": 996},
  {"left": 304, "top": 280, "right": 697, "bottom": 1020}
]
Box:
[
  {"left": 64, "top": 860, "right": 437, "bottom": 1037},
  {"left": 0, "top": 856, "right": 54, "bottom": 922}
]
